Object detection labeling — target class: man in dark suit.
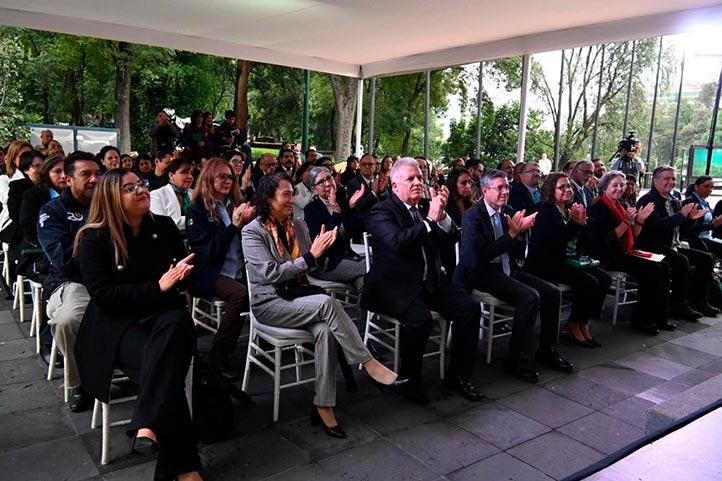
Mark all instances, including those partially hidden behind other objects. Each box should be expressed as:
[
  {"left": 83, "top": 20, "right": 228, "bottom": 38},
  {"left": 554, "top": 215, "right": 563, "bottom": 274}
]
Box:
[
  {"left": 508, "top": 161, "right": 541, "bottom": 214},
  {"left": 569, "top": 160, "right": 595, "bottom": 208},
  {"left": 454, "top": 170, "right": 573, "bottom": 383},
  {"left": 347, "top": 153, "right": 388, "bottom": 234},
  {"left": 636, "top": 166, "right": 718, "bottom": 320},
  {"left": 361, "top": 158, "right": 482, "bottom": 405}
]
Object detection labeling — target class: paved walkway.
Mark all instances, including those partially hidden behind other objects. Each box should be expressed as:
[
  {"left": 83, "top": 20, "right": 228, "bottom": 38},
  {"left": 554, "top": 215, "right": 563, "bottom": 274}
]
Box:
[{"left": 2, "top": 293, "right": 722, "bottom": 481}]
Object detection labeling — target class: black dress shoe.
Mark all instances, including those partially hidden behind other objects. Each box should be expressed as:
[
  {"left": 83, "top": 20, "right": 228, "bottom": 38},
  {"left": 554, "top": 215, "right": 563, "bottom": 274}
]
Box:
[
  {"left": 69, "top": 386, "right": 93, "bottom": 413},
  {"left": 401, "top": 381, "right": 430, "bottom": 405},
  {"left": 670, "top": 305, "right": 703, "bottom": 322},
  {"left": 690, "top": 303, "right": 721, "bottom": 317},
  {"left": 209, "top": 351, "right": 239, "bottom": 381},
  {"left": 310, "top": 405, "right": 346, "bottom": 439},
  {"left": 40, "top": 344, "right": 63, "bottom": 368},
  {"left": 586, "top": 338, "right": 603, "bottom": 348},
  {"left": 535, "top": 348, "right": 574, "bottom": 373},
  {"left": 130, "top": 435, "right": 158, "bottom": 455},
  {"left": 631, "top": 322, "right": 659, "bottom": 335},
  {"left": 656, "top": 321, "right": 677, "bottom": 331},
  {"left": 492, "top": 323, "right": 512, "bottom": 335},
  {"left": 503, "top": 358, "right": 540, "bottom": 383},
  {"left": 444, "top": 375, "right": 485, "bottom": 402}
]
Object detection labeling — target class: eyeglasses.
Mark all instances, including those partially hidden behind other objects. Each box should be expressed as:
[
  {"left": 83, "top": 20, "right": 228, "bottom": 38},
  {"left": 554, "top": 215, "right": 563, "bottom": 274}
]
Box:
[
  {"left": 577, "top": 169, "right": 593, "bottom": 175},
  {"left": 486, "top": 186, "right": 510, "bottom": 192},
  {"left": 121, "top": 179, "right": 150, "bottom": 194},
  {"left": 30, "top": 163, "right": 43, "bottom": 169},
  {"left": 459, "top": 180, "right": 474, "bottom": 186},
  {"left": 360, "top": 162, "right": 375, "bottom": 167},
  {"left": 522, "top": 169, "right": 541, "bottom": 175},
  {"left": 557, "top": 184, "right": 573, "bottom": 190},
  {"left": 230, "top": 159, "right": 243, "bottom": 165},
  {"left": 216, "top": 173, "right": 234, "bottom": 182},
  {"left": 313, "top": 177, "right": 334, "bottom": 187}
]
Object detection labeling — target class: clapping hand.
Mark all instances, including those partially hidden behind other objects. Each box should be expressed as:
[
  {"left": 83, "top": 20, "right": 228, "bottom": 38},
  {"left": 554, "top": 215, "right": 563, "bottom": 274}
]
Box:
[
  {"left": 625, "top": 206, "right": 638, "bottom": 225},
  {"left": 310, "top": 225, "right": 338, "bottom": 259},
  {"left": 713, "top": 215, "right": 722, "bottom": 228},
  {"left": 636, "top": 203, "right": 654, "bottom": 224},
  {"left": 327, "top": 182, "right": 341, "bottom": 213},
  {"left": 506, "top": 209, "right": 537, "bottom": 238},
  {"left": 158, "top": 253, "right": 195, "bottom": 292},
  {"left": 569, "top": 203, "right": 587, "bottom": 225},
  {"left": 349, "top": 183, "right": 365, "bottom": 209},
  {"left": 232, "top": 202, "right": 256, "bottom": 227},
  {"left": 427, "top": 186, "right": 449, "bottom": 222}
]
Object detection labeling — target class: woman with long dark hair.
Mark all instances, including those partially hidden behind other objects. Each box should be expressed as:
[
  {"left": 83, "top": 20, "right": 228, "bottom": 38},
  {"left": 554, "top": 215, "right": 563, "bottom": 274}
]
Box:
[
  {"left": 74, "top": 169, "right": 201, "bottom": 481},
  {"left": 444, "top": 167, "right": 477, "bottom": 226},
  {"left": 242, "top": 173, "right": 403, "bottom": 438}
]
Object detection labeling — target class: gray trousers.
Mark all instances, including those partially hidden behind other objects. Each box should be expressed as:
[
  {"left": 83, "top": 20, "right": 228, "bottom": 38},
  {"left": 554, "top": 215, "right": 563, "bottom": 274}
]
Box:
[
  {"left": 254, "top": 293, "right": 371, "bottom": 407},
  {"left": 47, "top": 282, "right": 90, "bottom": 389},
  {"left": 313, "top": 258, "right": 366, "bottom": 328}
]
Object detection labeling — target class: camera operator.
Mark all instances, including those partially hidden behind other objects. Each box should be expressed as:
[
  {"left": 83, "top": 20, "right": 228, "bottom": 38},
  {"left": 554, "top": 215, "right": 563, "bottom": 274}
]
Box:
[
  {"left": 611, "top": 132, "right": 646, "bottom": 181},
  {"left": 215, "top": 110, "right": 246, "bottom": 152},
  {"left": 149, "top": 109, "right": 180, "bottom": 157}
]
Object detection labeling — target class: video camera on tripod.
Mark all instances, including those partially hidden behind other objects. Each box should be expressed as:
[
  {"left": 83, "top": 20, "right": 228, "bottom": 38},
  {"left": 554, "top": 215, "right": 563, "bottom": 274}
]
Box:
[{"left": 610, "top": 132, "right": 643, "bottom": 178}]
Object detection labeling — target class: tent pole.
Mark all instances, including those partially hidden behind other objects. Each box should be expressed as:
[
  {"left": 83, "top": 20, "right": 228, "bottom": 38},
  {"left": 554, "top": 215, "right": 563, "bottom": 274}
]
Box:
[
  {"left": 591, "top": 45, "right": 606, "bottom": 161},
  {"left": 355, "top": 78, "right": 364, "bottom": 157},
  {"left": 424, "top": 70, "right": 430, "bottom": 159},
  {"left": 647, "top": 37, "right": 664, "bottom": 169},
  {"left": 475, "top": 62, "right": 483, "bottom": 159},
  {"left": 368, "top": 78, "right": 376, "bottom": 154},
  {"left": 553, "top": 50, "right": 564, "bottom": 170},
  {"left": 517, "top": 54, "right": 531, "bottom": 163}
]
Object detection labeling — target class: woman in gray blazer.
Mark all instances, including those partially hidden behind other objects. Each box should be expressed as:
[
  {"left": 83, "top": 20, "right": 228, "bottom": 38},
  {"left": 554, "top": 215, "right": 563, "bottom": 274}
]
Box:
[{"left": 242, "top": 173, "right": 404, "bottom": 438}]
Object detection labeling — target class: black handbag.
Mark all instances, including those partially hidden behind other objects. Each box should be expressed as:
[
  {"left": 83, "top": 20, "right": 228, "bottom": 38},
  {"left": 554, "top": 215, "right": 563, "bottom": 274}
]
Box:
[{"left": 274, "top": 280, "right": 326, "bottom": 300}]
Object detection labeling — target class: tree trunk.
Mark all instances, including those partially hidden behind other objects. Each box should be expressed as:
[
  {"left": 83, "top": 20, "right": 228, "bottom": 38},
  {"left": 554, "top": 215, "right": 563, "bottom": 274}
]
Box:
[
  {"left": 234, "top": 60, "right": 251, "bottom": 130},
  {"left": 114, "top": 42, "right": 132, "bottom": 152},
  {"left": 329, "top": 74, "right": 358, "bottom": 161}
]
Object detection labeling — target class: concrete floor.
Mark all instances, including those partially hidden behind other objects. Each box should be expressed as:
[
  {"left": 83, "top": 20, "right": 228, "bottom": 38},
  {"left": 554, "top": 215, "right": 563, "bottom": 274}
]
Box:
[{"left": 2, "top": 293, "right": 722, "bottom": 481}]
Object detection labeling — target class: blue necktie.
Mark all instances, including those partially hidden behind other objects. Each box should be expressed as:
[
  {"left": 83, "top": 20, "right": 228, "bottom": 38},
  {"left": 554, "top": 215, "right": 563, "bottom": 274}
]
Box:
[
  {"left": 532, "top": 189, "right": 541, "bottom": 204},
  {"left": 492, "top": 212, "right": 511, "bottom": 276}
]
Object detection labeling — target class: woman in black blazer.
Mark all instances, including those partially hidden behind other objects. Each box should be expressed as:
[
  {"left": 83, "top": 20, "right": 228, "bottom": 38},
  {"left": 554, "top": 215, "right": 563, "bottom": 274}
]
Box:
[
  {"left": 587, "top": 171, "right": 673, "bottom": 335},
  {"left": 187, "top": 158, "right": 255, "bottom": 380},
  {"left": 524, "top": 173, "right": 611, "bottom": 347},
  {"left": 74, "top": 169, "right": 202, "bottom": 481}
]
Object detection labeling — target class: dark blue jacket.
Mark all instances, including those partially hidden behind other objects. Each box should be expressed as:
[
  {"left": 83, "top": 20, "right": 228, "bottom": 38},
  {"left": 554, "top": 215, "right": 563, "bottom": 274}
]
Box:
[
  {"left": 37, "top": 188, "right": 90, "bottom": 295},
  {"left": 186, "top": 197, "right": 243, "bottom": 299}
]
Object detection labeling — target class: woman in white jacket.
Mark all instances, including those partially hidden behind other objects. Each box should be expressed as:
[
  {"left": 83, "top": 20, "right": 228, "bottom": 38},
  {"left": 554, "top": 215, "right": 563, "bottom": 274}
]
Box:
[
  {"left": 0, "top": 141, "right": 32, "bottom": 244},
  {"left": 149, "top": 157, "right": 193, "bottom": 232}
]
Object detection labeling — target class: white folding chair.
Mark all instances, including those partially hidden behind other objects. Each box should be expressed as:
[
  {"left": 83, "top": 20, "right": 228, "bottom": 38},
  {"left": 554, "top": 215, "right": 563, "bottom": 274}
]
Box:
[
  {"left": 12, "top": 275, "right": 32, "bottom": 323},
  {"left": 606, "top": 270, "right": 638, "bottom": 326},
  {"left": 241, "top": 275, "right": 316, "bottom": 422},
  {"left": 29, "top": 281, "right": 43, "bottom": 353},
  {"left": 471, "top": 290, "right": 514, "bottom": 364},
  {"left": 190, "top": 297, "right": 226, "bottom": 333},
  {"left": 1, "top": 243, "right": 10, "bottom": 287},
  {"left": 47, "top": 338, "right": 70, "bottom": 403},
  {"left": 360, "top": 232, "right": 447, "bottom": 379}
]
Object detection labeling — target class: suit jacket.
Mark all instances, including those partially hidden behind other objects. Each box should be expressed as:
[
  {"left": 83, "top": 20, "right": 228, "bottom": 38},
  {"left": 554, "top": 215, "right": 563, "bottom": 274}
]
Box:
[
  {"left": 150, "top": 183, "right": 193, "bottom": 231},
  {"left": 571, "top": 182, "right": 594, "bottom": 208},
  {"left": 523, "top": 203, "right": 581, "bottom": 282},
  {"left": 635, "top": 186, "right": 696, "bottom": 252},
  {"left": 586, "top": 200, "right": 629, "bottom": 265},
  {"left": 75, "top": 214, "right": 189, "bottom": 402},
  {"left": 360, "top": 194, "right": 459, "bottom": 317},
  {"left": 346, "top": 174, "right": 378, "bottom": 231},
  {"left": 508, "top": 181, "right": 538, "bottom": 214},
  {"left": 186, "top": 197, "right": 243, "bottom": 299},
  {"left": 242, "top": 217, "right": 322, "bottom": 309},
  {"left": 453, "top": 201, "right": 524, "bottom": 292},
  {"left": 304, "top": 194, "right": 362, "bottom": 270}
]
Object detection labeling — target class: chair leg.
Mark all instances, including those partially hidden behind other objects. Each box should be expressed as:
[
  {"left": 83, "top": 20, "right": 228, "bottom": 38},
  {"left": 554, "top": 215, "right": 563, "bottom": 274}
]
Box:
[
  {"left": 486, "top": 306, "right": 494, "bottom": 365},
  {"left": 17, "top": 276, "right": 26, "bottom": 322},
  {"left": 360, "top": 311, "right": 372, "bottom": 370},
  {"left": 64, "top": 358, "right": 70, "bottom": 403},
  {"left": 241, "top": 324, "right": 255, "bottom": 392},
  {"left": 185, "top": 357, "right": 193, "bottom": 417},
  {"left": 101, "top": 402, "right": 110, "bottom": 465},
  {"left": 91, "top": 399, "right": 101, "bottom": 429},
  {"left": 273, "top": 346, "right": 282, "bottom": 422},
  {"left": 393, "top": 323, "right": 400, "bottom": 373},
  {"left": 47, "top": 339, "right": 58, "bottom": 381},
  {"left": 612, "top": 276, "right": 622, "bottom": 326},
  {"left": 439, "top": 319, "right": 447, "bottom": 380}
]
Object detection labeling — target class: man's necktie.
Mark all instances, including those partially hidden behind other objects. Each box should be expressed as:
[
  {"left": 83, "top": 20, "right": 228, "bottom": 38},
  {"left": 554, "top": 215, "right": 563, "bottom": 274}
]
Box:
[
  {"left": 532, "top": 189, "right": 541, "bottom": 204},
  {"left": 492, "top": 212, "right": 511, "bottom": 276},
  {"left": 410, "top": 206, "right": 434, "bottom": 291}
]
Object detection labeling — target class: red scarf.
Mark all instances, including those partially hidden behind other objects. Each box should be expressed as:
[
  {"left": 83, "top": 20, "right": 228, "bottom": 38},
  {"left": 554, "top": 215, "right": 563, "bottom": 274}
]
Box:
[{"left": 600, "top": 194, "right": 634, "bottom": 253}]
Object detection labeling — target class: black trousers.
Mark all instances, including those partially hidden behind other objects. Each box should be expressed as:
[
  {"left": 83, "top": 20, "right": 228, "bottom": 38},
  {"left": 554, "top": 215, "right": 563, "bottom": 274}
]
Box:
[
  {"left": 537, "top": 266, "right": 611, "bottom": 326},
  {"left": 607, "top": 253, "right": 670, "bottom": 326},
  {"left": 213, "top": 275, "right": 249, "bottom": 354},
  {"left": 395, "top": 288, "right": 480, "bottom": 383},
  {"left": 117, "top": 310, "right": 201, "bottom": 481},
  {"left": 475, "top": 269, "right": 560, "bottom": 357},
  {"left": 657, "top": 246, "right": 714, "bottom": 306}
]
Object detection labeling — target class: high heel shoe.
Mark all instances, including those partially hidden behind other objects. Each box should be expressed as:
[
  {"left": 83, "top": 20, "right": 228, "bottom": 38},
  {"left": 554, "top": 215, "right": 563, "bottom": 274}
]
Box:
[
  {"left": 129, "top": 435, "right": 158, "bottom": 455},
  {"left": 562, "top": 328, "right": 595, "bottom": 348},
  {"left": 370, "top": 374, "right": 410, "bottom": 393},
  {"left": 310, "top": 405, "right": 346, "bottom": 439},
  {"left": 585, "top": 338, "right": 602, "bottom": 348}
]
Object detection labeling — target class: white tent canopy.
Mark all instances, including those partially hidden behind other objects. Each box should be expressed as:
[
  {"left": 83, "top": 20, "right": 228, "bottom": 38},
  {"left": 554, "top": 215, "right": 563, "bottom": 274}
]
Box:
[{"left": 1, "top": 0, "right": 722, "bottom": 78}]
